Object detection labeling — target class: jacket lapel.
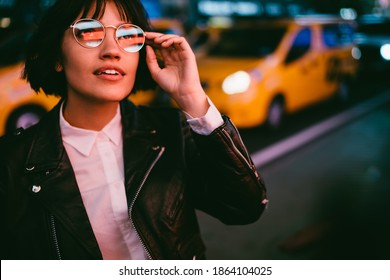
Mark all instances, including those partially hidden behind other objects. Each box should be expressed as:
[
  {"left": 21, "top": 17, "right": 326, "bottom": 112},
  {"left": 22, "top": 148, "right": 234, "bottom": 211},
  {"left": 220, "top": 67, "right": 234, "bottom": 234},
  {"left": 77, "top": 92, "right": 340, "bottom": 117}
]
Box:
[
  {"left": 120, "top": 100, "right": 164, "bottom": 204},
  {"left": 24, "top": 101, "right": 102, "bottom": 258}
]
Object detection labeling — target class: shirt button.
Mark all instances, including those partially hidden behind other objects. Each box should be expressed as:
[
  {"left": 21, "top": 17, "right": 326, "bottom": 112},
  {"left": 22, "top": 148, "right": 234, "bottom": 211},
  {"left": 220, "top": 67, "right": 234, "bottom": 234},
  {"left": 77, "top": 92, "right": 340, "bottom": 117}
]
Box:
[{"left": 32, "top": 185, "right": 41, "bottom": 193}]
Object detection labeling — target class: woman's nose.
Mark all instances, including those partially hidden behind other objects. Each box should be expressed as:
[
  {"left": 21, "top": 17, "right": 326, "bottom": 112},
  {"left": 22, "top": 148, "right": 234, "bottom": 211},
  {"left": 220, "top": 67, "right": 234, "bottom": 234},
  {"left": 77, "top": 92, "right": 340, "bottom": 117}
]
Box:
[{"left": 100, "top": 28, "right": 121, "bottom": 59}]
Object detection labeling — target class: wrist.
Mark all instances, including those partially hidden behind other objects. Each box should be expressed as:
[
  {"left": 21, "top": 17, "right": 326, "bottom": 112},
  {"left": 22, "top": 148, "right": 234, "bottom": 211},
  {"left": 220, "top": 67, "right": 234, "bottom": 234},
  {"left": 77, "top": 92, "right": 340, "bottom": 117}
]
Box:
[{"left": 176, "top": 92, "right": 209, "bottom": 118}]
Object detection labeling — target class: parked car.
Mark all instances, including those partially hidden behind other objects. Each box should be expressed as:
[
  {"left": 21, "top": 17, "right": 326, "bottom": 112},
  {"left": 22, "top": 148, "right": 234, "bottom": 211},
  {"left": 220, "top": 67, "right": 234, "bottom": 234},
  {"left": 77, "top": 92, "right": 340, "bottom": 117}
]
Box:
[
  {"left": 196, "top": 16, "right": 358, "bottom": 128},
  {"left": 353, "top": 17, "right": 390, "bottom": 74}
]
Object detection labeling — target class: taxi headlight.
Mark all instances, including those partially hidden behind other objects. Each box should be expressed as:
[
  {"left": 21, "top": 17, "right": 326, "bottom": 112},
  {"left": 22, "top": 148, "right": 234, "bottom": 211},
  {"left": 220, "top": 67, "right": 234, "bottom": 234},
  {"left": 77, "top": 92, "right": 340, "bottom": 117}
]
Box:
[
  {"left": 380, "top": 44, "right": 390, "bottom": 61},
  {"left": 222, "top": 71, "right": 251, "bottom": 95}
]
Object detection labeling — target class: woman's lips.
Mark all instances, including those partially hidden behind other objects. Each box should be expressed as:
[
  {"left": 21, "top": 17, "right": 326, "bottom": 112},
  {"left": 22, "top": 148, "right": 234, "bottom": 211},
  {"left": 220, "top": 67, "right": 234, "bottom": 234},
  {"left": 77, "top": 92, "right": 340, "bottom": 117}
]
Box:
[
  {"left": 93, "top": 67, "right": 125, "bottom": 80},
  {"left": 96, "top": 69, "right": 121, "bottom": 75}
]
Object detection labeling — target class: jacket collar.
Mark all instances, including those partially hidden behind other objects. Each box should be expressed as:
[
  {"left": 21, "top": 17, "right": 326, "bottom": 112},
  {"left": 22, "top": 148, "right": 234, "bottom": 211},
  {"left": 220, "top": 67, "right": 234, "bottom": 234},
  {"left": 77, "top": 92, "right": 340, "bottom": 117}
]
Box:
[
  {"left": 25, "top": 100, "right": 66, "bottom": 173},
  {"left": 25, "top": 99, "right": 154, "bottom": 171}
]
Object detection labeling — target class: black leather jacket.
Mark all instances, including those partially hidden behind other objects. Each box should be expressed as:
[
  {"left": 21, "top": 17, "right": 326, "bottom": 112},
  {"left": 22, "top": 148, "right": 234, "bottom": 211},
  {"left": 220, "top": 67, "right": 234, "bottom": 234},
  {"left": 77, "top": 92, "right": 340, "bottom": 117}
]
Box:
[{"left": 0, "top": 99, "right": 267, "bottom": 260}]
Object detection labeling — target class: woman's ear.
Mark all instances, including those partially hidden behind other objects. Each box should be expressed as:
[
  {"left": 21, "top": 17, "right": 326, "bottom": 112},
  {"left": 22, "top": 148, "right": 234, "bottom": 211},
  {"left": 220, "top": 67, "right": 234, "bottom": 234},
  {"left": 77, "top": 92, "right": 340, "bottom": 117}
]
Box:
[{"left": 55, "top": 62, "right": 63, "bottom": 72}]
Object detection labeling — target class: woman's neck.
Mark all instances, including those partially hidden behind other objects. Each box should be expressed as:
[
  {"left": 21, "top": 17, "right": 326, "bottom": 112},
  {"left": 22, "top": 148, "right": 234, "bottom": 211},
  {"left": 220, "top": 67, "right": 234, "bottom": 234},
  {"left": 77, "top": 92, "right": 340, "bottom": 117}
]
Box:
[{"left": 62, "top": 97, "right": 120, "bottom": 131}]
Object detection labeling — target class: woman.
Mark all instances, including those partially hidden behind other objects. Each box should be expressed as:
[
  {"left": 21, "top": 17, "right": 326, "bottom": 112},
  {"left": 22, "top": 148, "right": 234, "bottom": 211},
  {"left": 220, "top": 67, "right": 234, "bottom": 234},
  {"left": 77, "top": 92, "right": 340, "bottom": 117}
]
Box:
[{"left": 0, "top": 0, "right": 267, "bottom": 260}]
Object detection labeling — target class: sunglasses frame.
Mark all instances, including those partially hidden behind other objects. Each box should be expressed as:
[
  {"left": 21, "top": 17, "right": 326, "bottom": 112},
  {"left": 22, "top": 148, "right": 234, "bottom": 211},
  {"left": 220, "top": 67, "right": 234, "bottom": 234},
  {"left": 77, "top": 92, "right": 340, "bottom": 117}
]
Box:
[{"left": 69, "top": 18, "right": 145, "bottom": 53}]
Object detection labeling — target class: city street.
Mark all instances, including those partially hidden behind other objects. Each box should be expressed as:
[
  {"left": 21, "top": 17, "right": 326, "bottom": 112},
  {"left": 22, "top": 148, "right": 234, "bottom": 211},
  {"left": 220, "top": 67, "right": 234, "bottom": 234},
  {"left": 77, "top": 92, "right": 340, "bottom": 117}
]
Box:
[
  {"left": 197, "top": 79, "right": 390, "bottom": 260},
  {"left": 1, "top": 0, "right": 390, "bottom": 265}
]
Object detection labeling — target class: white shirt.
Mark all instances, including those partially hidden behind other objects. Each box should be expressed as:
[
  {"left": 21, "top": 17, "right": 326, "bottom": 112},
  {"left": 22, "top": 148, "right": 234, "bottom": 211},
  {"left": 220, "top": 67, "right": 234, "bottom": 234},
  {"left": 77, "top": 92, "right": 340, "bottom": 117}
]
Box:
[{"left": 59, "top": 100, "right": 223, "bottom": 259}]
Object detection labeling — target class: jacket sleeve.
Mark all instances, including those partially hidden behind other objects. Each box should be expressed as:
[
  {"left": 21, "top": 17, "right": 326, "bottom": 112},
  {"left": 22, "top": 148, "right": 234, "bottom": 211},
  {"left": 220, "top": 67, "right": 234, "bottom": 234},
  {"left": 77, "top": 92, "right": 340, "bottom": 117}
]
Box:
[{"left": 186, "top": 115, "right": 268, "bottom": 225}]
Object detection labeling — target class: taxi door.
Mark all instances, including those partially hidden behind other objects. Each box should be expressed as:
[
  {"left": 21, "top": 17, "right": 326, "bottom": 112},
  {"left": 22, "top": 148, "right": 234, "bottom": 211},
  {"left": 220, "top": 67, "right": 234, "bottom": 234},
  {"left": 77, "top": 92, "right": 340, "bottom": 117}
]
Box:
[
  {"left": 315, "top": 23, "right": 355, "bottom": 100},
  {"left": 280, "top": 26, "right": 326, "bottom": 112}
]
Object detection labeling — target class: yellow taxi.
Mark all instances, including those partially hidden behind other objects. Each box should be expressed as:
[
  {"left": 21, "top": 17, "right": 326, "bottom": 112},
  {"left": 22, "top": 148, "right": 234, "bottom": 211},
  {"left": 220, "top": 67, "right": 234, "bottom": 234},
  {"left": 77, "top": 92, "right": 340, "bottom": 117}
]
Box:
[
  {"left": 0, "top": 63, "right": 58, "bottom": 136},
  {"left": 196, "top": 16, "right": 358, "bottom": 128}
]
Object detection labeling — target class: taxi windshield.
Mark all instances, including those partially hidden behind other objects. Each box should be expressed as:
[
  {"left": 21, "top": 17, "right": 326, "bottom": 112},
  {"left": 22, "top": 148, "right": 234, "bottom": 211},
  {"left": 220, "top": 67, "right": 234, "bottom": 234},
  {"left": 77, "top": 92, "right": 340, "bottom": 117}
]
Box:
[{"left": 209, "top": 26, "right": 287, "bottom": 57}]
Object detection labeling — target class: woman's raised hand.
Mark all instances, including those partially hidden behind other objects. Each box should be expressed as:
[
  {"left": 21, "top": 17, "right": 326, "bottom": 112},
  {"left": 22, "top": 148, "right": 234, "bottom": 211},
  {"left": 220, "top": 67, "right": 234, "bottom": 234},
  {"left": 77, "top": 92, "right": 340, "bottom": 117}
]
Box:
[{"left": 145, "top": 32, "right": 208, "bottom": 117}]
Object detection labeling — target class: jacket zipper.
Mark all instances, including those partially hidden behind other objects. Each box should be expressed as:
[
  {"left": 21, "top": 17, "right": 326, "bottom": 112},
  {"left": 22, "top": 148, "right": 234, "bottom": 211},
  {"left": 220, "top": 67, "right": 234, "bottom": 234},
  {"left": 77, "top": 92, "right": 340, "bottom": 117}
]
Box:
[
  {"left": 220, "top": 127, "right": 260, "bottom": 180},
  {"left": 128, "top": 146, "right": 165, "bottom": 260},
  {"left": 49, "top": 214, "right": 62, "bottom": 260}
]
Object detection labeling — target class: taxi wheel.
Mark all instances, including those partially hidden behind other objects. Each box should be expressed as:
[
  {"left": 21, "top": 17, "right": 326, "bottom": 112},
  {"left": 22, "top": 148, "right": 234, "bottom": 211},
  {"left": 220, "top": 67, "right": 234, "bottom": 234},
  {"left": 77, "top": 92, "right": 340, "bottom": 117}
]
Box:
[
  {"left": 6, "top": 106, "right": 46, "bottom": 134},
  {"left": 266, "top": 98, "right": 284, "bottom": 129}
]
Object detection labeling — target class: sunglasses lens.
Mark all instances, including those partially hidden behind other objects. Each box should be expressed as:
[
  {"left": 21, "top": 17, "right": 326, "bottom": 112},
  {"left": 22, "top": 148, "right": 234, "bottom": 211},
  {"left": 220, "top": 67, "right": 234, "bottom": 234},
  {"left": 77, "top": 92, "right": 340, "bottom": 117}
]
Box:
[
  {"left": 117, "top": 24, "right": 145, "bottom": 52},
  {"left": 73, "top": 19, "right": 104, "bottom": 48}
]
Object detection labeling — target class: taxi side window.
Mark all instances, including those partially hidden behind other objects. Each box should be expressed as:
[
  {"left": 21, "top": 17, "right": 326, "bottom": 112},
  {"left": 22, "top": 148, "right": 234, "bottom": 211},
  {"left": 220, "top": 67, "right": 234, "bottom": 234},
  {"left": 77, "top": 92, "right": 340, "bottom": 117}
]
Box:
[
  {"left": 322, "top": 24, "right": 354, "bottom": 48},
  {"left": 285, "top": 27, "right": 311, "bottom": 64}
]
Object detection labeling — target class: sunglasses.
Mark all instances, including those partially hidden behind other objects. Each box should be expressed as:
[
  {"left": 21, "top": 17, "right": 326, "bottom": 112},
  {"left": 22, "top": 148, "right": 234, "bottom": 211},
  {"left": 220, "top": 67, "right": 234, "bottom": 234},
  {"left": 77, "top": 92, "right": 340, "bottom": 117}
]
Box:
[{"left": 69, "top": 18, "right": 145, "bottom": 53}]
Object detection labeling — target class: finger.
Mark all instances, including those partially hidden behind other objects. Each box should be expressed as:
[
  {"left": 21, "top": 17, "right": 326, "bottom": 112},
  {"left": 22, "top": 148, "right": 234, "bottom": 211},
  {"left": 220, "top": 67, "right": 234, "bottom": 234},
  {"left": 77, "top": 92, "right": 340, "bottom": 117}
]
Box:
[
  {"left": 145, "top": 32, "right": 163, "bottom": 39},
  {"left": 149, "top": 33, "right": 178, "bottom": 42},
  {"left": 145, "top": 32, "right": 176, "bottom": 43},
  {"left": 166, "top": 37, "right": 188, "bottom": 52},
  {"left": 145, "top": 45, "right": 161, "bottom": 80},
  {"left": 145, "top": 32, "right": 163, "bottom": 48},
  {"left": 146, "top": 32, "right": 182, "bottom": 47},
  {"left": 146, "top": 36, "right": 176, "bottom": 50}
]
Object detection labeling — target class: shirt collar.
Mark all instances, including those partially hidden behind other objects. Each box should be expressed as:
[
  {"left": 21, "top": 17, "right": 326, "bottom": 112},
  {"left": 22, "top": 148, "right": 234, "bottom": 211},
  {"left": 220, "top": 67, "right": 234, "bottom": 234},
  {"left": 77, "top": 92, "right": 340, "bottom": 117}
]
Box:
[{"left": 59, "top": 103, "right": 122, "bottom": 156}]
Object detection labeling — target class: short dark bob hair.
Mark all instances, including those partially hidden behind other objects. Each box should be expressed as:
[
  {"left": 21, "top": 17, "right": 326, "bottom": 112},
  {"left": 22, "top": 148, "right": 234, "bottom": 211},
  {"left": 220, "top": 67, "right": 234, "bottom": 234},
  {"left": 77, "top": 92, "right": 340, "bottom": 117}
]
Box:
[{"left": 23, "top": 0, "right": 155, "bottom": 98}]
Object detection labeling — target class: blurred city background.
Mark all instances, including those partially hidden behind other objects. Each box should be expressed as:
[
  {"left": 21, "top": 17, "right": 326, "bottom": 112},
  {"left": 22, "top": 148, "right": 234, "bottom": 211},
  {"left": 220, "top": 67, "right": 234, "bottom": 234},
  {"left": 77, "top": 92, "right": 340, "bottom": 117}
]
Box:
[{"left": 1, "top": 0, "right": 389, "bottom": 259}]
